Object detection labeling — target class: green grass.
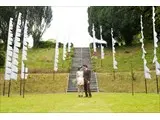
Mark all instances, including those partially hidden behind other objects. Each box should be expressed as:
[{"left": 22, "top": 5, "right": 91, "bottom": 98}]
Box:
[
  {"left": 97, "top": 72, "right": 160, "bottom": 93},
  {"left": 0, "top": 93, "right": 159, "bottom": 112},
  {"left": 0, "top": 73, "right": 68, "bottom": 94},
  {"left": 0, "top": 47, "right": 73, "bottom": 73},
  {"left": 1, "top": 72, "right": 159, "bottom": 94},
  {"left": 91, "top": 42, "right": 160, "bottom": 72}
]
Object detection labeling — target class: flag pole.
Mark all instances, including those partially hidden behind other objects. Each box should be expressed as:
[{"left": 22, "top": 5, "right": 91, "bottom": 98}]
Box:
[
  {"left": 113, "top": 69, "right": 115, "bottom": 81},
  {"left": 3, "top": 80, "right": 6, "bottom": 96},
  {"left": 101, "top": 59, "right": 103, "bottom": 67},
  {"left": 152, "top": 6, "right": 160, "bottom": 94},
  {"left": 23, "top": 64, "right": 26, "bottom": 98},
  {"left": 8, "top": 80, "right": 11, "bottom": 97},
  {"left": 130, "top": 62, "right": 134, "bottom": 96},
  {"left": 156, "top": 75, "right": 159, "bottom": 94},
  {"left": 20, "top": 78, "right": 22, "bottom": 95},
  {"left": 144, "top": 78, "right": 148, "bottom": 94}
]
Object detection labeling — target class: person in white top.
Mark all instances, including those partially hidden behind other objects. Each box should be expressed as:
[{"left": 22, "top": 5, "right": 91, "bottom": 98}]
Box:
[{"left": 76, "top": 67, "right": 84, "bottom": 97}]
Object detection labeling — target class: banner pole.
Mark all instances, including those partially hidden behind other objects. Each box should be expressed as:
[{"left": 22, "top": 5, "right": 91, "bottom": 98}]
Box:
[
  {"left": 156, "top": 75, "right": 159, "bottom": 94},
  {"left": 23, "top": 79, "right": 26, "bottom": 98},
  {"left": 23, "top": 64, "right": 26, "bottom": 98},
  {"left": 20, "top": 78, "right": 22, "bottom": 95},
  {"left": 144, "top": 78, "right": 148, "bottom": 94},
  {"left": 3, "top": 80, "right": 6, "bottom": 96},
  {"left": 8, "top": 80, "right": 11, "bottom": 97},
  {"left": 113, "top": 69, "right": 115, "bottom": 81},
  {"left": 130, "top": 62, "right": 134, "bottom": 96},
  {"left": 101, "top": 59, "right": 102, "bottom": 67}
]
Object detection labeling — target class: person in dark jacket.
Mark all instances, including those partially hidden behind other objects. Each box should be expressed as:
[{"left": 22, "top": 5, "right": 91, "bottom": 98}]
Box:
[{"left": 83, "top": 64, "right": 92, "bottom": 97}]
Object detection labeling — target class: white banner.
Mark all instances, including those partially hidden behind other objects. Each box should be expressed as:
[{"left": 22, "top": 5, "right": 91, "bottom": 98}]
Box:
[
  {"left": 54, "top": 40, "right": 59, "bottom": 72},
  {"left": 12, "top": 59, "right": 18, "bottom": 66},
  {"left": 140, "top": 15, "right": 151, "bottom": 79},
  {"left": 10, "top": 72, "right": 17, "bottom": 80},
  {"left": 111, "top": 28, "right": 118, "bottom": 69},
  {"left": 4, "top": 17, "right": 14, "bottom": 80},
  {"left": 152, "top": 6, "right": 160, "bottom": 76},
  {"left": 156, "top": 61, "right": 160, "bottom": 75},
  {"left": 92, "top": 24, "right": 96, "bottom": 52},
  {"left": 10, "top": 12, "right": 22, "bottom": 80},
  {"left": 63, "top": 42, "right": 66, "bottom": 61},
  {"left": 21, "top": 20, "right": 29, "bottom": 79}
]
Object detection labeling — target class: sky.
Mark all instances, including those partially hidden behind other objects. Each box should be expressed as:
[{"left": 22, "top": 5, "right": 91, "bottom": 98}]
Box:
[{"left": 42, "top": 7, "right": 91, "bottom": 47}]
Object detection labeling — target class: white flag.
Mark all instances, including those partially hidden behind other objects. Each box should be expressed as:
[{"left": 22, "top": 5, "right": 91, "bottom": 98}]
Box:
[
  {"left": 10, "top": 72, "right": 17, "bottom": 80},
  {"left": 7, "top": 56, "right": 12, "bottom": 62},
  {"left": 25, "top": 67, "right": 28, "bottom": 73},
  {"left": 5, "top": 67, "right": 12, "bottom": 74},
  {"left": 12, "top": 65, "right": 18, "bottom": 73},
  {"left": 7, "top": 50, "right": 13, "bottom": 57},
  {"left": 101, "top": 45, "right": 104, "bottom": 59},
  {"left": 13, "top": 52, "right": 18, "bottom": 59},
  {"left": 8, "top": 46, "right": 13, "bottom": 51},
  {"left": 63, "top": 42, "right": 66, "bottom": 61},
  {"left": 153, "top": 55, "right": 157, "bottom": 63},
  {"left": 156, "top": 61, "right": 160, "bottom": 75},
  {"left": 6, "top": 61, "right": 12, "bottom": 68},
  {"left": 8, "top": 40, "right": 12, "bottom": 45},
  {"left": 92, "top": 24, "right": 96, "bottom": 52},
  {"left": 5, "top": 73, "right": 10, "bottom": 80},
  {"left": 144, "top": 72, "right": 151, "bottom": 79},
  {"left": 14, "top": 47, "right": 19, "bottom": 53},
  {"left": 12, "top": 59, "right": 18, "bottom": 66},
  {"left": 4, "top": 17, "right": 14, "bottom": 81},
  {"left": 113, "top": 60, "right": 118, "bottom": 69},
  {"left": 25, "top": 74, "right": 28, "bottom": 79},
  {"left": 15, "top": 41, "right": 21, "bottom": 48},
  {"left": 144, "top": 65, "right": 151, "bottom": 79}
]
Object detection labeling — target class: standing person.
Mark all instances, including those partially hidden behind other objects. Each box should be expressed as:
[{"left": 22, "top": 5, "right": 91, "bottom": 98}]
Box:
[
  {"left": 76, "top": 67, "right": 84, "bottom": 97},
  {"left": 83, "top": 65, "right": 92, "bottom": 98}
]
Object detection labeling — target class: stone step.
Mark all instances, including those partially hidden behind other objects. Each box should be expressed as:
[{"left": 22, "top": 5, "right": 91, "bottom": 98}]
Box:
[{"left": 67, "top": 47, "right": 98, "bottom": 92}]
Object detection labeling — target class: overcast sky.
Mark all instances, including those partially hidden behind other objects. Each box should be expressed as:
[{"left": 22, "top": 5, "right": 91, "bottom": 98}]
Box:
[{"left": 42, "top": 7, "right": 90, "bottom": 47}]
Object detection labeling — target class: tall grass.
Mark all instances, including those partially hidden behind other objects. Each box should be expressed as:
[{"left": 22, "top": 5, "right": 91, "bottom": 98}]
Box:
[
  {"left": 0, "top": 73, "right": 68, "bottom": 94},
  {"left": 97, "top": 72, "right": 160, "bottom": 93},
  {"left": 0, "top": 47, "right": 73, "bottom": 73},
  {"left": 91, "top": 42, "right": 160, "bottom": 72}
]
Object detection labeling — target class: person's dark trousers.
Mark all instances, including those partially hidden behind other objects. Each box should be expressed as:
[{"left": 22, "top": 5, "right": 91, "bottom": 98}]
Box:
[{"left": 84, "top": 80, "right": 92, "bottom": 97}]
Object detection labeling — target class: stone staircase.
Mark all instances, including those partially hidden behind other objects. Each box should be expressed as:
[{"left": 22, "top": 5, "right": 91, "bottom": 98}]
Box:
[{"left": 67, "top": 48, "right": 99, "bottom": 92}]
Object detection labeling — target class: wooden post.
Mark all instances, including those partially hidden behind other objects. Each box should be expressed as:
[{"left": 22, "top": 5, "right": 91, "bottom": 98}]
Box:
[
  {"left": 130, "top": 62, "right": 134, "bottom": 96},
  {"left": 101, "top": 59, "right": 102, "bottom": 67},
  {"left": 8, "top": 80, "right": 11, "bottom": 97},
  {"left": 53, "top": 70, "right": 55, "bottom": 81},
  {"left": 23, "top": 64, "right": 26, "bottom": 98},
  {"left": 144, "top": 78, "right": 148, "bottom": 94},
  {"left": 62, "top": 60, "right": 64, "bottom": 68},
  {"left": 113, "top": 69, "right": 115, "bottom": 81},
  {"left": 20, "top": 78, "right": 22, "bottom": 95},
  {"left": 23, "top": 79, "right": 26, "bottom": 98},
  {"left": 156, "top": 75, "right": 159, "bottom": 94},
  {"left": 3, "top": 80, "right": 6, "bottom": 96}
]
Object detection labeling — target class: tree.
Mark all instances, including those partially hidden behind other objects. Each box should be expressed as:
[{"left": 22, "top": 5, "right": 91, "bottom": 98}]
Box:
[
  {"left": 88, "top": 6, "right": 160, "bottom": 47},
  {"left": 0, "top": 6, "right": 53, "bottom": 49},
  {"left": 0, "top": 6, "right": 53, "bottom": 67}
]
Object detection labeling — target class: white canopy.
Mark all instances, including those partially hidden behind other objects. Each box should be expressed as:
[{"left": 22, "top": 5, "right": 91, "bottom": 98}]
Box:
[{"left": 89, "top": 36, "right": 107, "bottom": 44}]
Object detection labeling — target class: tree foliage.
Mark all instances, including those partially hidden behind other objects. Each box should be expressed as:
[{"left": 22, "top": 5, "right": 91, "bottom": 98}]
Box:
[
  {"left": 88, "top": 6, "right": 160, "bottom": 47},
  {"left": 0, "top": 6, "right": 53, "bottom": 49},
  {"left": 0, "top": 6, "right": 53, "bottom": 67}
]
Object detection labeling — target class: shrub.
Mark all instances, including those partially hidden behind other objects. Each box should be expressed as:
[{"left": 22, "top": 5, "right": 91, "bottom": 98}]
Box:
[
  {"left": 0, "top": 51, "right": 5, "bottom": 67},
  {"left": 37, "top": 41, "right": 56, "bottom": 48}
]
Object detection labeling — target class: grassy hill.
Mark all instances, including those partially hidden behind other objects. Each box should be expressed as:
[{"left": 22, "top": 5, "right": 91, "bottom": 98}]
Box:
[
  {"left": 91, "top": 42, "right": 160, "bottom": 73},
  {"left": 0, "top": 42, "right": 160, "bottom": 94},
  {"left": 0, "top": 47, "right": 73, "bottom": 73}
]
